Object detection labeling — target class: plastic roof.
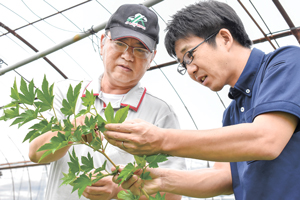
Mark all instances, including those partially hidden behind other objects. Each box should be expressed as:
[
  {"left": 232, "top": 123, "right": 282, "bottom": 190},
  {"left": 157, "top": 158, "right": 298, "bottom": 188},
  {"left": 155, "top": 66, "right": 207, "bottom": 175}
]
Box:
[{"left": 0, "top": 0, "right": 299, "bottom": 199}]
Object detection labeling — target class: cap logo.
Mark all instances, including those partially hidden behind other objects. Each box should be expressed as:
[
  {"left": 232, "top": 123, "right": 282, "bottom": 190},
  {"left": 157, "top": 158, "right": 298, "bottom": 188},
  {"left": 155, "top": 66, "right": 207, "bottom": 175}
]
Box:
[{"left": 125, "top": 13, "right": 147, "bottom": 30}]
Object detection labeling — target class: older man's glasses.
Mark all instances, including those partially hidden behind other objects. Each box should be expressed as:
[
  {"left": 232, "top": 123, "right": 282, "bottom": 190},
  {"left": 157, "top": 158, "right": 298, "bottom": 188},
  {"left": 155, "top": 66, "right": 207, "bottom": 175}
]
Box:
[
  {"left": 106, "top": 35, "right": 152, "bottom": 59},
  {"left": 177, "top": 31, "right": 219, "bottom": 75}
]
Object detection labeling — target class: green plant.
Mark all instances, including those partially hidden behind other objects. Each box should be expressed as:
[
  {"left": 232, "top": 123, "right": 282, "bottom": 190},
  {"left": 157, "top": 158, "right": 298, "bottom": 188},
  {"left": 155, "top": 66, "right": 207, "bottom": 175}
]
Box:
[{"left": 0, "top": 76, "right": 168, "bottom": 200}]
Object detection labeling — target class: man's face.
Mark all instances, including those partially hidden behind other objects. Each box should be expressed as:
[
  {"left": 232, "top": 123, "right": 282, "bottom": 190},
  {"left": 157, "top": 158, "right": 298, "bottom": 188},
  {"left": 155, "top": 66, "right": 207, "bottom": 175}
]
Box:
[
  {"left": 174, "top": 34, "right": 232, "bottom": 92},
  {"left": 100, "top": 32, "right": 156, "bottom": 91}
]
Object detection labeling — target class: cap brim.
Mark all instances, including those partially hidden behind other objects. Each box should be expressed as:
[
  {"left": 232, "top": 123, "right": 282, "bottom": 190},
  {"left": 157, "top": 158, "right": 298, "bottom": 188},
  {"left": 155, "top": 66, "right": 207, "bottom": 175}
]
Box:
[{"left": 109, "top": 26, "right": 155, "bottom": 52}]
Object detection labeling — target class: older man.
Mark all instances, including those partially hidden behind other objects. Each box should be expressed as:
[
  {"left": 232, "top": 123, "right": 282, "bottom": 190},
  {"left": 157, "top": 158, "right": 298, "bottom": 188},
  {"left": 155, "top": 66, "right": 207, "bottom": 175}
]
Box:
[
  {"left": 105, "top": 1, "right": 300, "bottom": 200},
  {"left": 29, "top": 4, "right": 185, "bottom": 200}
]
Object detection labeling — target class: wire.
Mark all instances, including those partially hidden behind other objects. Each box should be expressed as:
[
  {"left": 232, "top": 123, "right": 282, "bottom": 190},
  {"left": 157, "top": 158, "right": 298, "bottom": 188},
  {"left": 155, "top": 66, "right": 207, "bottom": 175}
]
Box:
[
  {"left": 7, "top": 135, "right": 32, "bottom": 200},
  {"left": 0, "top": 149, "right": 15, "bottom": 200},
  {"left": 21, "top": 0, "right": 79, "bottom": 33},
  {"left": 95, "top": 0, "right": 112, "bottom": 14},
  {"left": 0, "top": 2, "right": 92, "bottom": 79},
  {"left": 249, "top": 0, "right": 280, "bottom": 48}
]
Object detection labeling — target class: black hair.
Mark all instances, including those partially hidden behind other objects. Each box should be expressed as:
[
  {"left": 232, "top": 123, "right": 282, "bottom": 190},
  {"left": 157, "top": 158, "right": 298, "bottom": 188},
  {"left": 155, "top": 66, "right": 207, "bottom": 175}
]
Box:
[{"left": 165, "top": 0, "right": 252, "bottom": 58}]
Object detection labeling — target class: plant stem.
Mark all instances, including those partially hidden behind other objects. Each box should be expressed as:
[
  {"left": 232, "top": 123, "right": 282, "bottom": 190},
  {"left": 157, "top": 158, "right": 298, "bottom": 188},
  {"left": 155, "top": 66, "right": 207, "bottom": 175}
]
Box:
[
  {"left": 83, "top": 143, "right": 117, "bottom": 168},
  {"left": 141, "top": 188, "right": 150, "bottom": 199}
]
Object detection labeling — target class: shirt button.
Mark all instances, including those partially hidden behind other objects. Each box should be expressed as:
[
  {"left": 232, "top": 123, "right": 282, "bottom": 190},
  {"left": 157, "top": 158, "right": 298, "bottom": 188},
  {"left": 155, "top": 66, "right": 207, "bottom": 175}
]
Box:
[
  {"left": 241, "top": 107, "right": 245, "bottom": 112},
  {"left": 246, "top": 89, "right": 250, "bottom": 94}
]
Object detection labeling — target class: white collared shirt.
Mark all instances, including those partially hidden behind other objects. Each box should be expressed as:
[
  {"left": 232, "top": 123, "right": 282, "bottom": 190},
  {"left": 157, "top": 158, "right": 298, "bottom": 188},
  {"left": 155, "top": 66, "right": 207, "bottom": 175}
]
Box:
[{"left": 45, "top": 76, "right": 186, "bottom": 200}]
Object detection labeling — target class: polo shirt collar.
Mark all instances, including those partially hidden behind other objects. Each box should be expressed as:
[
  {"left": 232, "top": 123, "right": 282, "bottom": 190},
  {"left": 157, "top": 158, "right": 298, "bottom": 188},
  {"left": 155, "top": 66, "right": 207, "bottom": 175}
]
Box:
[
  {"left": 229, "top": 48, "right": 265, "bottom": 99},
  {"left": 82, "top": 75, "right": 146, "bottom": 112}
]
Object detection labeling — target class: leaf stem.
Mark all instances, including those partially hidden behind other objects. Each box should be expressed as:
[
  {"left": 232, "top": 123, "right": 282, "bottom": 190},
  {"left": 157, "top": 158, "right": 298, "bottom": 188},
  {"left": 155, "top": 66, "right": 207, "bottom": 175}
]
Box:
[
  {"left": 83, "top": 143, "right": 117, "bottom": 168},
  {"left": 141, "top": 188, "right": 150, "bottom": 199}
]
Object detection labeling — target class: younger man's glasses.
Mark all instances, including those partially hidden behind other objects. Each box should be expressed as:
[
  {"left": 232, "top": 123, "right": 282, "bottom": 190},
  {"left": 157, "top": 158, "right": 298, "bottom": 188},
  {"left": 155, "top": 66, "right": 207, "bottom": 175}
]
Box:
[
  {"left": 106, "top": 35, "right": 153, "bottom": 59},
  {"left": 177, "top": 31, "right": 219, "bottom": 75}
]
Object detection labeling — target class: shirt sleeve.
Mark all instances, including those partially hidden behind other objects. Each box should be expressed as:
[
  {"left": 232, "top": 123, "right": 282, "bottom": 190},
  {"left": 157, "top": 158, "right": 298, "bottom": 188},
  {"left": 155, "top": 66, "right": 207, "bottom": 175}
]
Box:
[
  {"left": 253, "top": 46, "right": 300, "bottom": 119},
  {"left": 155, "top": 105, "right": 187, "bottom": 170}
]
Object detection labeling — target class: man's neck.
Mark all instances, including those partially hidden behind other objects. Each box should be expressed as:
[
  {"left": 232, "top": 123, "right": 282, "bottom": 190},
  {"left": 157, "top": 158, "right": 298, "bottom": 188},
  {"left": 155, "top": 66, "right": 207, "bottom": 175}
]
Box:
[{"left": 100, "top": 76, "right": 135, "bottom": 94}]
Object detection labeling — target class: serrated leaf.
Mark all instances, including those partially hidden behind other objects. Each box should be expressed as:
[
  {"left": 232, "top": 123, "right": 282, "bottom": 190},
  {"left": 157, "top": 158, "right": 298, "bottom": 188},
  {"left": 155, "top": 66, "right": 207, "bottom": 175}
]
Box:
[
  {"left": 11, "top": 108, "right": 38, "bottom": 128},
  {"left": 37, "top": 132, "right": 69, "bottom": 162},
  {"left": 75, "top": 109, "right": 87, "bottom": 118},
  {"left": 94, "top": 160, "right": 107, "bottom": 175},
  {"left": 35, "top": 75, "right": 54, "bottom": 112},
  {"left": 3, "top": 102, "right": 19, "bottom": 108},
  {"left": 60, "top": 172, "right": 77, "bottom": 186},
  {"left": 60, "top": 99, "right": 73, "bottom": 115},
  {"left": 71, "top": 174, "right": 92, "bottom": 198},
  {"left": 81, "top": 152, "right": 94, "bottom": 173},
  {"left": 117, "top": 163, "right": 136, "bottom": 185},
  {"left": 134, "top": 155, "right": 146, "bottom": 168},
  {"left": 1, "top": 104, "right": 19, "bottom": 121},
  {"left": 60, "top": 82, "right": 82, "bottom": 116},
  {"left": 81, "top": 89, "right": 96, "bottom": 108},
  {"left": 104, "top": 102, "right": 115, "bottom": 123},
  {"left": 96, "top": 115, "right": 107, "bottom": 133},
  {"left": 149, "top": 192, "right": 166, "bottom": 200},
  {"left": 145, "top": 154, "right": 169, "bottom": 168},
  {"left": 117, "top": 190, "right": 140, "bottom": 200},
  {"left": 10, "top": 78, "right": 20, "bottom": 101},
  {"left": 68, "top": 148, "right": 81, "bottom": 175},
  {"left": 115, "top": 105, "right": 129, "bottom": 123},
  {"left": 89, "top": 136, "right": 102, "bottom": 150},
  {"left": 19, "top": 78, "right": 35, "bottom": 105},
  {"left": 140, "top": 171, "right": 152, "bottom": 180}
]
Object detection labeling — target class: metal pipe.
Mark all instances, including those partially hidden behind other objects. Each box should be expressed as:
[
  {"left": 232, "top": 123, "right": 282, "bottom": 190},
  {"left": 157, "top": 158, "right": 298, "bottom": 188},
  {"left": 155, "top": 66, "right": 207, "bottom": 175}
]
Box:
[
  {"left": 0, "top": 0, "right": 92, "bottom": 38},
  {"left": 0, "top": 22, "right": 68, "bottom": 79},
  {"left": 237, "top": 0, "right": 276, "bottom": 50},
  {"left": 0, "top": 0, "right": 163, "bottom": 76},
  {"left": 272, "top": 0, "right": 300, "bottom": 44},
  {"left": 253, "top": 27, "right": 300, "bottom": 44}
]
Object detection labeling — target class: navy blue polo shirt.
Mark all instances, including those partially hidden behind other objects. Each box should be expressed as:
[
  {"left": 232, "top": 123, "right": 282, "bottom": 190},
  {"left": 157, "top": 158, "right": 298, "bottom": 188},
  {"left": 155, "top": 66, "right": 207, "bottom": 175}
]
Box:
[{"left": 222, "top": 46, "right": 300, "bottom": 200}]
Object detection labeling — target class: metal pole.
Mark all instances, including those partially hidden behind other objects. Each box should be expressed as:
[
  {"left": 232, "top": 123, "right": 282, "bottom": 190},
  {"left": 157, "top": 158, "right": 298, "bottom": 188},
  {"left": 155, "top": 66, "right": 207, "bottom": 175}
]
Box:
[{"left": 0, "top": 0, "right": 163, "bottom": 76}]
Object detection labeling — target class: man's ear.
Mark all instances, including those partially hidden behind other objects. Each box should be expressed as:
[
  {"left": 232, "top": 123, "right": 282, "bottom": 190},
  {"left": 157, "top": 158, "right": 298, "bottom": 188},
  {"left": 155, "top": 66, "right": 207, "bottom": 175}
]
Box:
[
  {"left": 218, "top": 28, "right": 233, "bottom": 50},
  {"left": 147, "top": 50, "right": 157, "bottom": 69},
  {"left": 100, "top": 33, "right": 106, "bottom": 55}
]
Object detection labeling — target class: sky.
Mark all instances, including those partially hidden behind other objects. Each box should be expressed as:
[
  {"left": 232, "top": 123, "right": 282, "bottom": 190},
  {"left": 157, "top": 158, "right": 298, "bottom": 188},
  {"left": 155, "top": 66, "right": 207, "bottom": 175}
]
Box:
[{"left": 0, "top": 0, "right": 299, "bottom": 199}]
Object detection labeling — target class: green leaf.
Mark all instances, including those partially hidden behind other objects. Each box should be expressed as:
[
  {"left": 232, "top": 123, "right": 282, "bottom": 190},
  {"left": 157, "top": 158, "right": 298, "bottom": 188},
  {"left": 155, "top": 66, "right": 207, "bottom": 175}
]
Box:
[
  {"left": 71, "top": 174, "right": 92, "bottom": 198},
  {"left": 104, "top": 102, "right": 115, "bottom": 123},
  {"left": 19, "top": 78, "right": 35, "bottom": 105},
  {"left": 149, "top": 192, "right": 166, "bottom": 200},
  {"left": 117, "top": 190, "right": 140, "bottom": 200},
  {"left": 89, "top": 136, "right": 102, "bottom": 150},
  {"left": 60, "top": 82, "right": 82, "bottom": 116},
  {"left": 37, "top": 132, "right": 69, "bottom": 162},
  {"left": 0, "top": 104, "right": 19, "bottom": 121},
  {"left": 81, "top": 152, "right": 94, "bottom": 173},
  {"left": 117, "top": 163, "right": 136, "bottom": 185},
  {"left": 115, "top": 105, "right": 129, "bottom": 123},
  {"left": 75, "top": 109, "right": 87, "bottom": 118},
  {"left": 140, "top": 171, "right": 152, "bottom": 180},
  {"left": 94, "top": 160, "right": 107, "bottom": 175},
  {"left": 96, "top": 115, "right": 107, "bottom": 133},
  {"left": 10, "top": 78, "right": 20, "bottom": 101},
  {"left": 68, "top": 148, "right": 81, "bottom": 175},
  {"left": 60, "top": 172, "right": 77, "bottom": 186},
  {"left": 11, "top": 108, "right": 38, "bottom": 128},
  {"left": 35, "top": 75, "right": 54, "bottom": 112},
  {"left": 81, "top": 89, "right": 96, "bottom": 109},
  {"left": 134, "top": 155, "right": 146, "bottom": 168},
  {"left": 145, "top": 154, "right": 169, "bottom": 168},
  {"left": 24, "top": 120, "right": 52, "bottom": 142}
]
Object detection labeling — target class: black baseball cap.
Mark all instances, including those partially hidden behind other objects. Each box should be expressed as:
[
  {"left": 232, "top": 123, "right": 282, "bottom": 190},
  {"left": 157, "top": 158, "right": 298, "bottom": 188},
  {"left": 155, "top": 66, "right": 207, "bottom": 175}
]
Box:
[{"left": 105, "top": 4, "right": 159, "bottom": 52}]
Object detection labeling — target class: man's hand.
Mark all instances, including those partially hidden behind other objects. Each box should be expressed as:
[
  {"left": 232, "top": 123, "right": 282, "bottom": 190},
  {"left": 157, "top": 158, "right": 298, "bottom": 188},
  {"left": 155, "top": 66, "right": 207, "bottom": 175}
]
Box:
[
  {"left": 82, "top": 175, "right": 121, "bottom": 200},
  {"left": 112, "top": 166, "right": 163, "bottom": 196},
  {"left": 104, "top": 119, "right": 164, "bottom": 155},
  {"left": 71, "top": 114, "right": 101, "bottom": 144}
]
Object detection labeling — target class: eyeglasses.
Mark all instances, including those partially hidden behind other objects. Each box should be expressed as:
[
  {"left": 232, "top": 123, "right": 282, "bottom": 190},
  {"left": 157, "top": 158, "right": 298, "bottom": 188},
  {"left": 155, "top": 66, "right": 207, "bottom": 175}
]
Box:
[
  {"left": 177, "top": 31, "right": 219, "bottom": 75},
  {"left": 105, "top": 35, "right": 152, "bottom": 59}
]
